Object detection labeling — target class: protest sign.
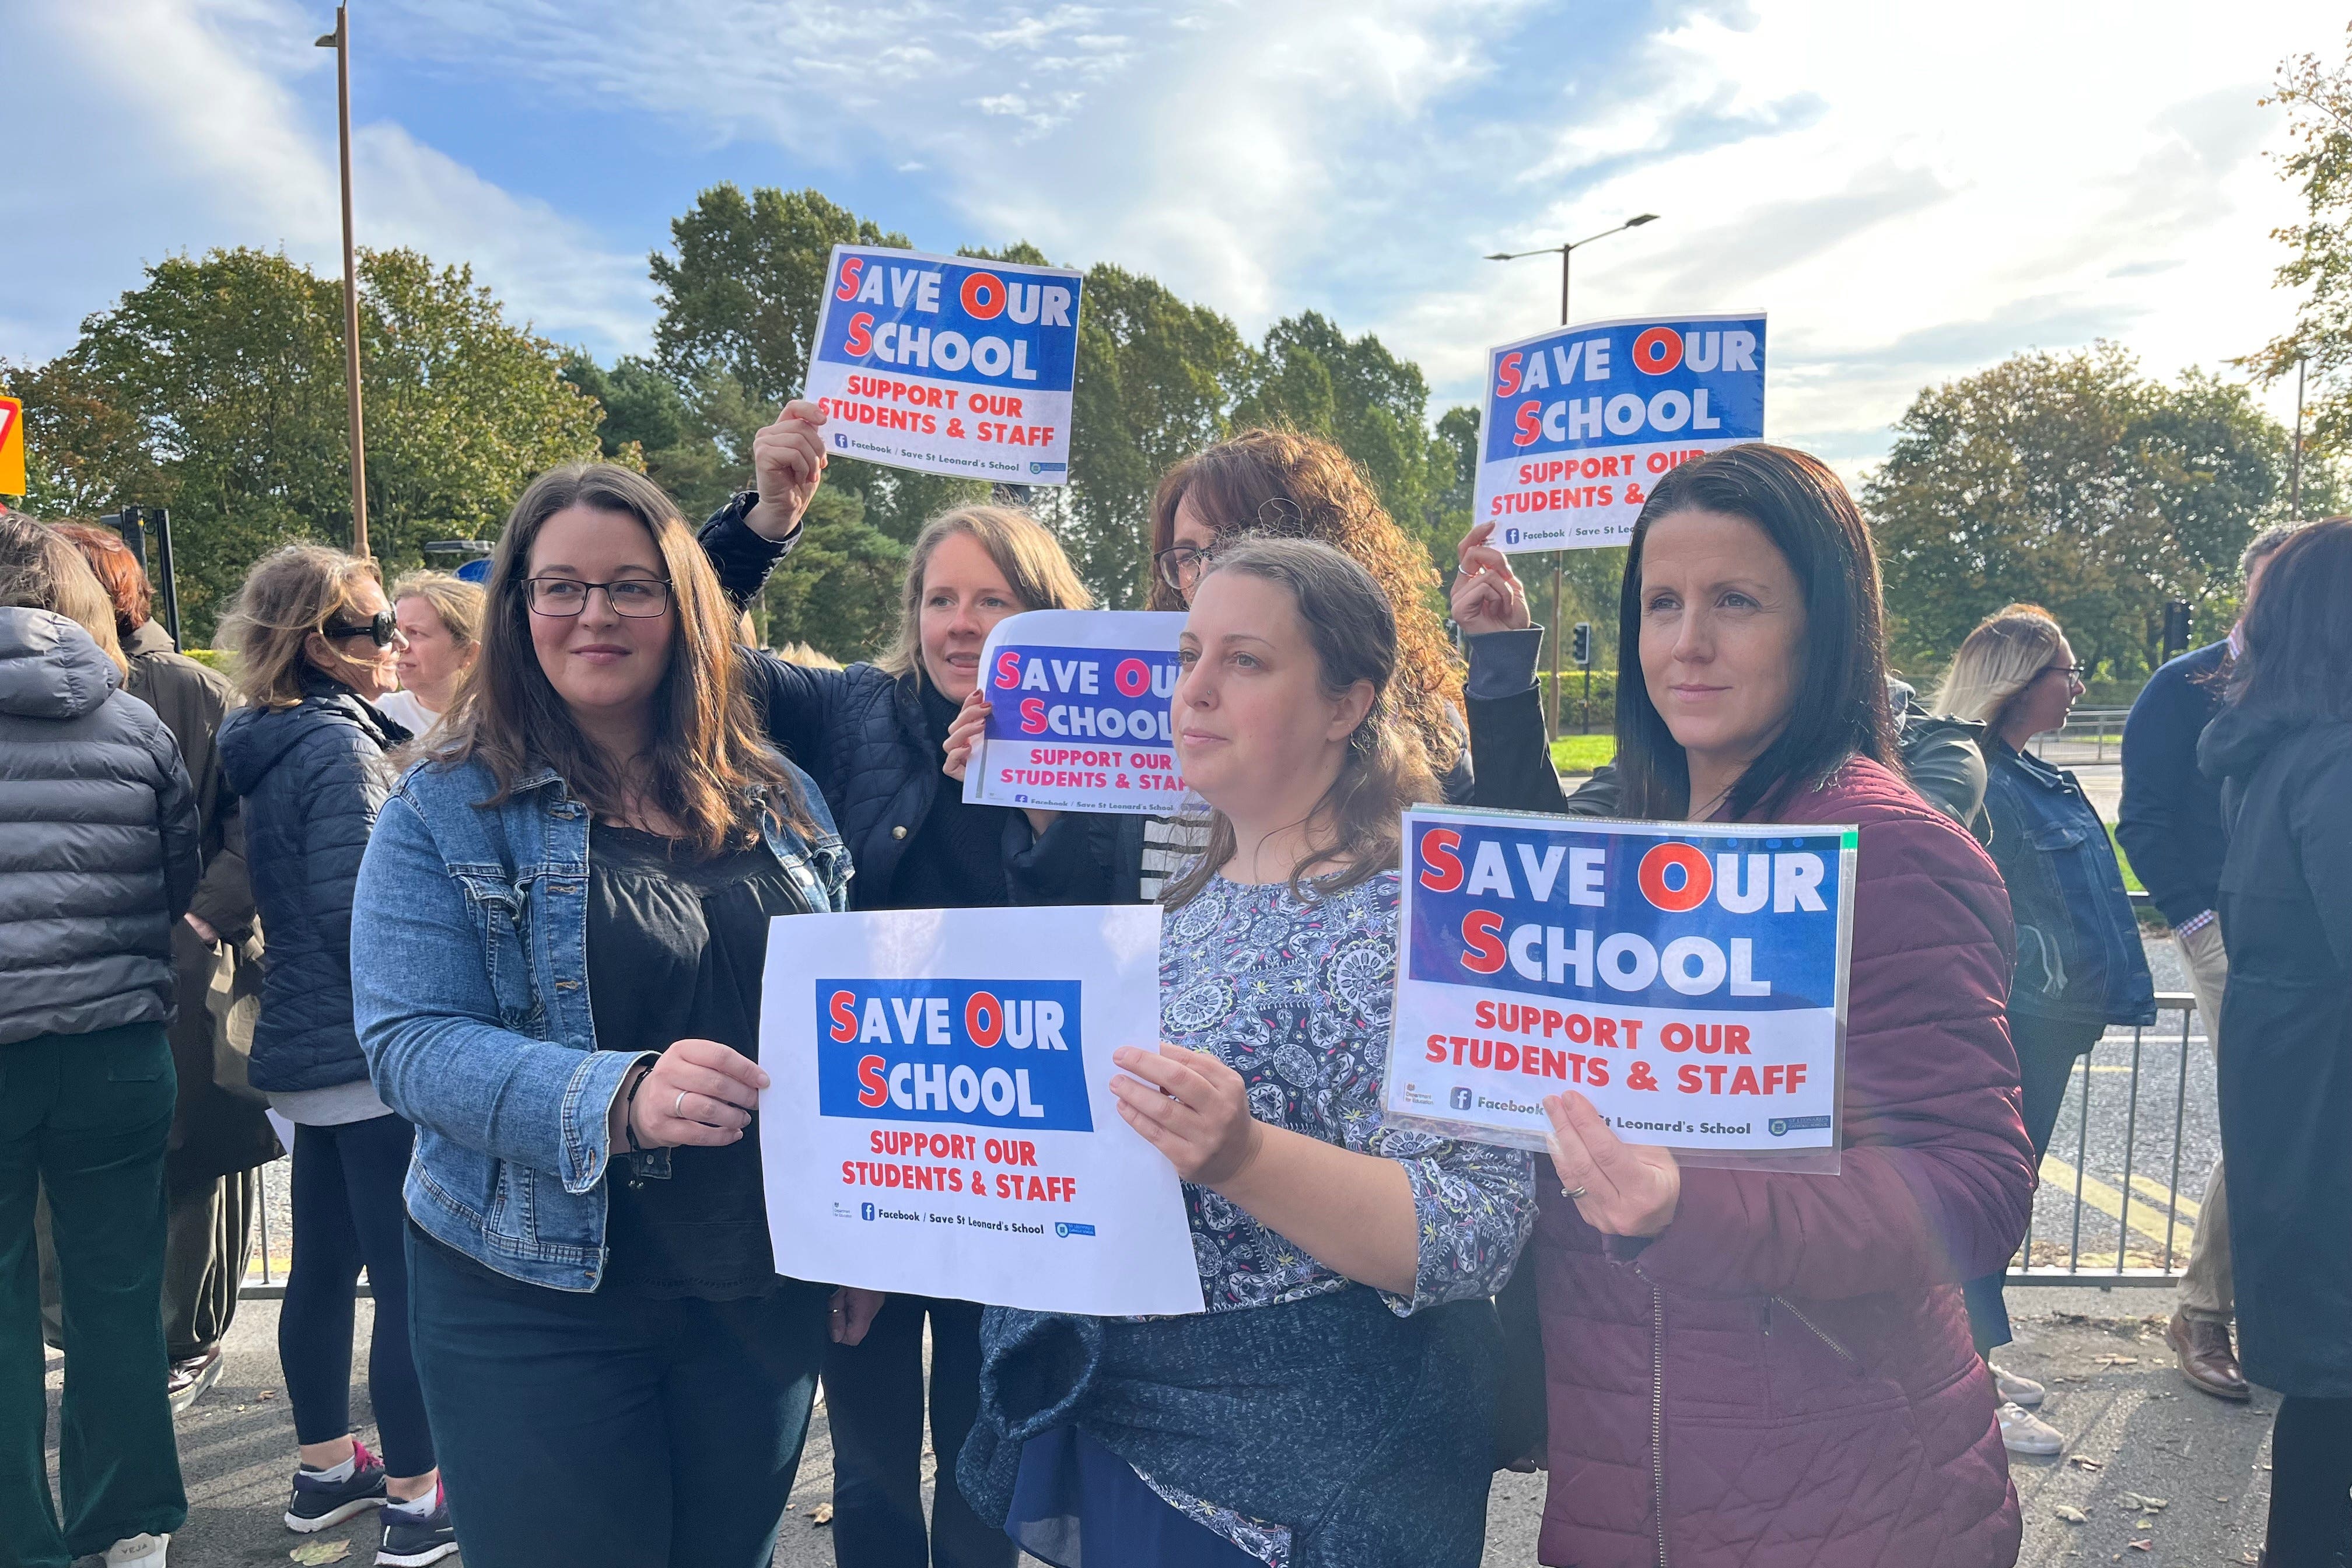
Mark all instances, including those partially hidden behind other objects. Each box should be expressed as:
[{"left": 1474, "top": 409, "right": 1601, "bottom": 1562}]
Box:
[
  {"left": 963, "top": 608, "right": 1190, "bottom": 816},
  {"left": 1384, "top": 805, "right": 1854, "bottom": 1169},
  {"left": 1474, "top": 312, "right": 1766, "bottom": 552},
  {"left": 804, "top": 245, "right": 1083, "bottom": 485},
  {"left": 760, "top": 904, "right": 1205, "bottom": 1315}
]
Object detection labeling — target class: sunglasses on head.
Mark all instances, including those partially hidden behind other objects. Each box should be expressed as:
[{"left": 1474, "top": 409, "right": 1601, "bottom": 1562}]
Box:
[{"left": 321, "top": 609, "right": 398, "bottom": 647}]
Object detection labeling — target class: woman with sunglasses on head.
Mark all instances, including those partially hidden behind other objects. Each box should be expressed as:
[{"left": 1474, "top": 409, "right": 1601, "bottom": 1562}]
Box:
[
  {"left": 1450, "top": 446, "right": 2036, "bottom": 1568},
  {"left": 215, "top": 549, "right": 451, "bottom": 1560},
  {"left": 1929, "top": 606, "right": 2154, "bottom": 1454},
  {"left": 349, "top": 457, "right": 875, "bottom": 1568}
]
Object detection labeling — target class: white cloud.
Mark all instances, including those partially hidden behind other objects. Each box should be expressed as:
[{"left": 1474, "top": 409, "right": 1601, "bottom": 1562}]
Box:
[{"left": 5, "top": 0, "right": 650, "bottom": 362}]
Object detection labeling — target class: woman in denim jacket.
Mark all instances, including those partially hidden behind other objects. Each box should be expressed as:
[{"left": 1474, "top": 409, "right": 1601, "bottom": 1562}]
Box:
[
  {"left": 1933, "top": 604, "right": 2155, "bottom": 1452},
  {"left": 350, "top": 459, "right": 880, "bottom": 1568}
]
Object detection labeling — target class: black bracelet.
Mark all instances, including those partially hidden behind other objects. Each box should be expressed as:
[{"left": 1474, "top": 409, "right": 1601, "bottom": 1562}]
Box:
[{"left": 620, "top": 1063, "right": 654, "bottom": 1188}]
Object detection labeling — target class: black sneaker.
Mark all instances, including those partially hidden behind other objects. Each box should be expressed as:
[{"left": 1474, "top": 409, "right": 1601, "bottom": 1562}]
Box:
[
  {"left": 285, "top": 1438, "right": 388, "bottom": 1532},
  {"left": 376, "top": 1483, "right": 458, "bottom": 1567},
  {"left": 166, "top": 1347, "right": 224, "bottom": 1416}
]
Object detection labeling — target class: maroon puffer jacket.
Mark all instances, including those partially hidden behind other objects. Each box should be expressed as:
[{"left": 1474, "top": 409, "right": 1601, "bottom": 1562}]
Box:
[{"left": 1536, "top": 757, "right": 2034, "bottom": 1568}]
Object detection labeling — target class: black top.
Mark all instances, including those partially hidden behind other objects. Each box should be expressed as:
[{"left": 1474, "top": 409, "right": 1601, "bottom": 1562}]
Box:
[
  {"left": 587, "top": 822, "right": 803, "bottom": 1298},
  {"left": 2116, "top": 639, "right": 2230, "bottom": 925},
  {"left": 879, "top": 681, "right": 1017, "bottom": 911}
]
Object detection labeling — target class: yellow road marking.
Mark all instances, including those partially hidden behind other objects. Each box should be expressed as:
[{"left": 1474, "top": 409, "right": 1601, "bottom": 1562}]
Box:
[
  {"left": 2039, "top": 1153, "right": 2195, "bottom": 1252},
  {"left": 2128, "top": 1172, "right": 2200, "bottom": 1223}
]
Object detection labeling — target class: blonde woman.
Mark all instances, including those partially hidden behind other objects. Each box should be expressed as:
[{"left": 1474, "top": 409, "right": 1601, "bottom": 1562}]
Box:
[
  {"left": 214, "top": 547, "right": 449, "bottom": 1560},
  {"left": 1933, "top": 604, "right": 2154, "bottom": 1454},
  {"left": 377, "top": 572, "right": 482, "bottom": 740},
  {"left": 702, "top": 401, "right": 1104, "bottom": 1568}
]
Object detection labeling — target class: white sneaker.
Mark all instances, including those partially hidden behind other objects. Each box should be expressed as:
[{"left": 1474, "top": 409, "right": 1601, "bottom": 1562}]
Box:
[
  {"left": 1990, "top": 1362, "right": 2044, "bottom": 1408},
  {"left": 1997, "top": 1400, "right": 2064, "bottom": 1456},
  {"left": 105, "top": 1535, "right": 169, "bottom": 1567}
]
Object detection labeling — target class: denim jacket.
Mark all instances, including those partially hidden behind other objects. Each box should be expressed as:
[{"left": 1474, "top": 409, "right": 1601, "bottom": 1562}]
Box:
[
  {"left": 349, "top": 754, "right": 850, "bottom": 1292},
  {"left": 1981, "top": 742, "right": 2155, "bottom": 1027}
]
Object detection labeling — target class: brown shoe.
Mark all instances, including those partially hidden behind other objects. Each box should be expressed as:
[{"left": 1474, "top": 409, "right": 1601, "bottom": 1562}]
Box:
[{"left": 2168, "top": 1310, "right": 2250, "bottom": 1401}]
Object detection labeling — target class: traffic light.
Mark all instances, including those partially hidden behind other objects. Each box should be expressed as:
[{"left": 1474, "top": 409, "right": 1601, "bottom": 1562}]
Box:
[
  {"left": 2161, "top": 600, "right": 2192, "bottom": 662},
  {"left": 1570, "top": 621, "right": 1593, "bottom": 667}
]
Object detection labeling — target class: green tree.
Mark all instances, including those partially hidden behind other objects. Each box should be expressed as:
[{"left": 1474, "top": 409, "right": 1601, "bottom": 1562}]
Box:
[
  {"left": 1232, "top": 313, "right": 1451, "bottom": 552},
  {"left": 18, "top": 246, "right": 601, "bottom": 639},
  {"left": 2247, "top": 26, "right": 2352, "bottom": 460},
  {"left": 1866, "top": 345, "right": 2295, "bottom": 676},
  {"left": 753, "top": 484, "right": 908, "bottom": 660}
]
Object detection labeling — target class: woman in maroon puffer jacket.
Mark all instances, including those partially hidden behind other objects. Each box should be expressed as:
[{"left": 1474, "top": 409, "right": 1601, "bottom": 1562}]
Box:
[{"left": 1452, "top": 444, "right": 2035, "bottom": 1568}]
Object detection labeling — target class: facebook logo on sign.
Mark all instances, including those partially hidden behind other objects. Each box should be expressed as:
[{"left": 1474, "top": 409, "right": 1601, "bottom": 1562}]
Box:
[
  {"left": 835, "top": 433, "right": 850, "bottom": 449},
  {"left": 860, "top": 1202, "right": 876, "bottom": 1221},
  {"left": 1450, "top": 1087, "right": 1474, "bottom": 1111},
  {"left": 1504, "top": 528, "right": 1521, "bottom": 546}
]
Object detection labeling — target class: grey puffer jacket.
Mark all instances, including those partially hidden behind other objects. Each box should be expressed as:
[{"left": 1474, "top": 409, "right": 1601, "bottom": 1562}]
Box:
[{"left": 0, "top": 607, "right": 201, "bottom": 1045}]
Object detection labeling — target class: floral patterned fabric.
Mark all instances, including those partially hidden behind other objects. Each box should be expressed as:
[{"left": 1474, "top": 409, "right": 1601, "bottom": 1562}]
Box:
[
  {"left": 1135, "top": 869, "right": 1534, "bottom": 1564},
  {"left": 1158, "top": 868, "right": 1536, "bottom": 1318}
]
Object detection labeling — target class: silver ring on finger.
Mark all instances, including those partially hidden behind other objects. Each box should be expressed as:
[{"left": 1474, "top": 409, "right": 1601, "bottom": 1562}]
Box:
[
  {"left": 673, "top": 1090, "right": 689, "bottom": 1121},
  {"left": 1561, "top": 1184, "right": 1588, "bottom": 1200}
]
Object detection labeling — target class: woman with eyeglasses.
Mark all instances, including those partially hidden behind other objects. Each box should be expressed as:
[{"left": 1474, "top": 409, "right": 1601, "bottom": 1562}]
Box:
[
  {"left": 215, "top": 548, "right": 453, "bottom": 1559},
  {"left": 1930, "top": 604, "right": 2154, "bottom": 1456},
  {"left": 1130, "top": 429, "right": 1472, "bottom": 905}
]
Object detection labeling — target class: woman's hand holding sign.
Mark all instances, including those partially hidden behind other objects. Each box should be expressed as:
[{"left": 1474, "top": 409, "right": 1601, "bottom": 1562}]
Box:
[
  {"left": 942, "top": 689, "right": 1057, "bottom": 836},
  {"left": 1541, "top": 1091, "right": 1680, "bottom": 1237},
  {"left": 1451, "top": 521, "right": 1532, "bottom": 637},
  {"left": 743, "top": 400, "right": 831, "bottom": 542},
  {"left": 1110, "top": 1044, "right": 1265, "bottom": 1186},
  {"left": 611, "top": 1038, "right": 770, "bottom": 1151}
]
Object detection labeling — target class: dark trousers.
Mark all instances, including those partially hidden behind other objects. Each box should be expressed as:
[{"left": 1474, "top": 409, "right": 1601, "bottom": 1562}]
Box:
[
  {"left": 281, "top": 1114, "right": 434, "bottom": 1475},
  {"left": 162, "top": 1166, "right": 257, "bottom": 1361},
  {"left": 407, "top": 1227, "right": 830, "bottom": 1568},
  {"left": 2267, "top": 1395, "right": 2352, "bottom": 1566},
  {"left": 0, "top": 1024, "right": 186, "bottom": 1568},
  {"left": 1965, "top": 1013, "right": 2105, "bottom": 1356},
  {"left": 823, "top": 1294, "right": 1017, "bottom": 1568}
]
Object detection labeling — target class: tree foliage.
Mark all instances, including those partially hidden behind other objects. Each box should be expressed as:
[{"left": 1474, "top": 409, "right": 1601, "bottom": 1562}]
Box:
[
  {"left": 2247, "top": 25, "right": 2352, "bottom": 459},
  {"left": 1866, "top": 345, "right": 2311, "bottom": 677},
  {"left": 8, "top": 247, "right": 601, "bottom": 639}
]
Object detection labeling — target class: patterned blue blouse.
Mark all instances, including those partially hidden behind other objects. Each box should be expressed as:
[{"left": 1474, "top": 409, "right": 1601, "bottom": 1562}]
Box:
[{"left": 1158, "top": 869, "right": 1536, "bottom": 1313}]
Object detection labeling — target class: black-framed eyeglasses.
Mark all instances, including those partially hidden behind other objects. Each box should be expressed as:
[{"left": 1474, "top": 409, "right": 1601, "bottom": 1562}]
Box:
[
  {"left": 2041, "top": 664, "right": 2088, "bottom": 681},
  {"left": 1154, "top": 544, "right": 1210, "bottom": 594},
  {"left": 321, "top": 610, "right": 398, "bottom": 646},
  {"left": 525, "top": 576, "right": 674, "bottom": 617}
]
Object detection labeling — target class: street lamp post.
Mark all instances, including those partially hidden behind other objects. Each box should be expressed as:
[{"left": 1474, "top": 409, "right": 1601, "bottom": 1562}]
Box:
[
  {"left": 2291, "top": 354, "right": 2308, "bottom": 519},
  {"left": 316, "top": 5, "right": 368, "bottom": 559},
  {"left": 1486, "top": 214, "right": 1658, "bottom": 735}
]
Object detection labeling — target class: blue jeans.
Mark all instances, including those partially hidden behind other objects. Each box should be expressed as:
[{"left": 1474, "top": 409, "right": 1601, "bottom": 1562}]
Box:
[{"left": 406, "top": 1227, "right": 829, "bottom": 1568}]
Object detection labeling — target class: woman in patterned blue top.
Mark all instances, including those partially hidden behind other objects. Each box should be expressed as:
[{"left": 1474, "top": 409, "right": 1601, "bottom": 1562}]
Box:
[{"left": 964, "top": 539, "right": 1535, "bottom": 1568}]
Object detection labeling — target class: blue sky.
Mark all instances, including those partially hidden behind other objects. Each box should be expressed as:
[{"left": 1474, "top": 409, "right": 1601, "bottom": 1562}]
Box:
[{"left": 8, "top": 1, "right": 2340, "bottom": 475}]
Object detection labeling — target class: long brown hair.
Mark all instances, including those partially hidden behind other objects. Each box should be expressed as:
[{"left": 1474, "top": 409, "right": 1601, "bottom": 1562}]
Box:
[
  {"left": 1149, "top": 427, "right": 1465, "bottom": 774},
  {"left": 55, "top": 523, "right": 153, "bottom": 642},
  {"left": 0, "top": 514, "right": 130, "bottom": 677},
  {"left": 440, "top": 463, "right": 818, "bottom": 853},
  {"left": 219, "top": 545, "right": 383, "bottom": 710},
  {"left": 876, "top": 505, "right": 1093, "bottom": 682},
  {"left": 1160, "top": 538, "right": 1441, "bottom": 907}
]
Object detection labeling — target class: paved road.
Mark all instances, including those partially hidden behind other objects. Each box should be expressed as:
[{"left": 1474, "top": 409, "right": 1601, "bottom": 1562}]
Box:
[{"left": 45, "top": 1288, "right": 2273, "bottom": 1567}]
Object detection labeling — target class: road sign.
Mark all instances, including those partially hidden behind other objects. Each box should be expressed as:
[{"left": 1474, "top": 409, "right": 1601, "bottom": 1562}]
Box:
[{"left": 0, "top": 396, "right": 24, "bottom": 497}]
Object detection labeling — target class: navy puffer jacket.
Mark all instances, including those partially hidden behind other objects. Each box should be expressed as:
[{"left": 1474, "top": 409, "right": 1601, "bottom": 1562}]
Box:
[{"left": 218, "top": 673, "right": 409, "bottom": 1092}]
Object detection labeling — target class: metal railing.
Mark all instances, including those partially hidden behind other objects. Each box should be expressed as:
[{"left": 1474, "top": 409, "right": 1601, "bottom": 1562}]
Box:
[
  {"left": 2027, "top": 708, "right": 2133, "bottom": 764},
  {"left": 2007, "top": 991, "right": 2203, "bottom": 1288}
]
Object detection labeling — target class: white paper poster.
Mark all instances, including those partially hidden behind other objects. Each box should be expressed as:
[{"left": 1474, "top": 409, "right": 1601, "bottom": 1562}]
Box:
[
  {"left": 962, "top": 609, "right": 1191, "bottom": 816},
  {"left": 759, "top": 904, "right": 1205, "bottom": 1315}
]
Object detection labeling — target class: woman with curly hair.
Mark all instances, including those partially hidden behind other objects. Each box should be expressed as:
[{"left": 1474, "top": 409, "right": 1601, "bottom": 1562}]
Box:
[{"left": 1115, "top": 427, "right": 1469, "bottom": 902}]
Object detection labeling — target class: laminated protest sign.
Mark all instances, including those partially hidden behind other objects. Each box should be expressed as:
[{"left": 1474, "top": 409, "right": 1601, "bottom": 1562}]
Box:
[
  {"left": 1384, "top": 805, "right": 1854, "bottom": 1170},
  {"left": 760, "top": 905, "right": 1205, "bottom": 1315},
  {"left": 804, "top": 244, "right": 1083, "bottom": 486},
  {"left": 1475, "top": 312, "right": 1766, "bottom": 553},
  {"left": 963, "top": 609, "right": 1189, "bottom": 816}
]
